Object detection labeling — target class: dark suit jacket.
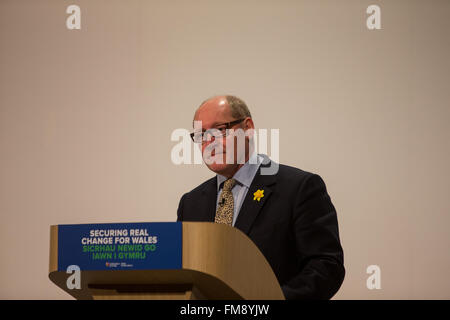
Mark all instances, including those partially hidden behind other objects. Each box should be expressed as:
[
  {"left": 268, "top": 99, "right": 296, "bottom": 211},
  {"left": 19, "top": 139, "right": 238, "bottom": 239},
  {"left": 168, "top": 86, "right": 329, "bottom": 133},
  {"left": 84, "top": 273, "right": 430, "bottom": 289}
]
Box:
[{"left": 177, "top": 156, "right": 345, "bottom": 300}]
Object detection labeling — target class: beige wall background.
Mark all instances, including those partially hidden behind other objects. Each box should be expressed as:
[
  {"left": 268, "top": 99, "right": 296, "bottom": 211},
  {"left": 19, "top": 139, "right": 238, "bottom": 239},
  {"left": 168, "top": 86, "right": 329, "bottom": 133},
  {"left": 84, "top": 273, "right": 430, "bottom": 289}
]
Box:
[{"left": 1, "top": 0, "right": 449, "bottom": 299}]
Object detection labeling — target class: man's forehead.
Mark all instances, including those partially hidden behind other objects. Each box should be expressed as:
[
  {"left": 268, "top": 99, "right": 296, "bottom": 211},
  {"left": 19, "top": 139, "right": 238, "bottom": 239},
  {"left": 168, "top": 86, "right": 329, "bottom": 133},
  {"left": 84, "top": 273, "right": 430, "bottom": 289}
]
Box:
[
  {"left": 203, "top": 96, "right": 227, "bottom": 107},
  {"left": 194, "top": 98, "right": 231, "bottom": 125},
  {"left": 193, "top": 118, "right": 225, "bottom": 130},
  {"left": 198, "top": 98, "right": 228, "bottom": 114}
]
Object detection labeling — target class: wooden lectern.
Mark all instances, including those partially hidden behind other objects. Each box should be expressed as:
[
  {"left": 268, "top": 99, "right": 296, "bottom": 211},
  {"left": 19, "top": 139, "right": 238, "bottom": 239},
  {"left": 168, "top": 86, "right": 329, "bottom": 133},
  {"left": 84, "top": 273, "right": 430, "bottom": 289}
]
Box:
[{"left": 49, "top": 222, "right": 285, "bottom": 300}]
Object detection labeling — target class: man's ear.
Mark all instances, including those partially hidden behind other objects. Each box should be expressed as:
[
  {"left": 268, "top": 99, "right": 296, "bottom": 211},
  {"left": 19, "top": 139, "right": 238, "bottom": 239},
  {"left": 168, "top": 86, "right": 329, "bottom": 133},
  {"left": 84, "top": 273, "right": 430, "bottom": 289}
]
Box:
[
  {"left": 244, "top": 117, "right": 255, "bottom": 130},
  {"left": 242, "top": 117, "right": 255, "bottom": 140}
]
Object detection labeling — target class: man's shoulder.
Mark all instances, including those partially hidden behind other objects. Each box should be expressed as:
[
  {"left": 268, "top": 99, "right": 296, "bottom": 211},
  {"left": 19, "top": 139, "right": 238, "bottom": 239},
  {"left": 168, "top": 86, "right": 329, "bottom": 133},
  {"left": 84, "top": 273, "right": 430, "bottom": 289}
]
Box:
[
  {"left": 268, "top": 164, "right": 314, "bottom": 194},
  {"left": 273, "top": 162, "right": 331, "bottom": 200},
  {"left": 267, "top": 159, "right": 316, "bottom": 183},
  {"left": 277, "top": 162, "right": 312, "bottom": 177},
  {"left": 181, "top": 176, "right": 216, "bottom": 199},
  {"left": 258, "top": 154, "right": 313, "bottom": 180}
]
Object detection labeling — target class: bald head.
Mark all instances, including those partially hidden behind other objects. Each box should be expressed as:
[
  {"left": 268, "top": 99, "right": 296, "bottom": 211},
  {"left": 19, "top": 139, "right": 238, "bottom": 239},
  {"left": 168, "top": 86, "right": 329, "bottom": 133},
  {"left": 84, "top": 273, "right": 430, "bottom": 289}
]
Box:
[{"left": 194, "top": 95, "right": 252, "bottom": 124}]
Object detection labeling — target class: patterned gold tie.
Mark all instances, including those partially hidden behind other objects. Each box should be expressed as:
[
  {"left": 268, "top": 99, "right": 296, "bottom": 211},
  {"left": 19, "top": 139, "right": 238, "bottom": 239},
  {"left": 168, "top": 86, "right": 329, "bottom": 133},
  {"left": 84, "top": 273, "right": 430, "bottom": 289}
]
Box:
[{"left": 215, "top": 178, "right": 236, "bottom": 226}]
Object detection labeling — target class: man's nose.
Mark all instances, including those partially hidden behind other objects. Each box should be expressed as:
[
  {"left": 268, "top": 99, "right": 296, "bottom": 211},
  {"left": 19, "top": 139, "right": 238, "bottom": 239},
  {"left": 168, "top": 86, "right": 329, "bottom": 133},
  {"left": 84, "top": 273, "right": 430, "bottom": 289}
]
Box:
[
  {"left": 202, "top": 135, "right": 215, "bottom": 148},
  {"left": 202, "top": 138, "right": 224, "bottom": 153}
]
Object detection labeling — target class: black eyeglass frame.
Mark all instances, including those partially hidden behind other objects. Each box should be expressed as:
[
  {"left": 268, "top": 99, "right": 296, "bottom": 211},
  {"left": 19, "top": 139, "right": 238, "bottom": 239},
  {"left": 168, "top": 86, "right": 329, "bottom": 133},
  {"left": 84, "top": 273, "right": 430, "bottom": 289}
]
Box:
[{"left": 190, "top": 118, "right": 246, "bottom": 143}]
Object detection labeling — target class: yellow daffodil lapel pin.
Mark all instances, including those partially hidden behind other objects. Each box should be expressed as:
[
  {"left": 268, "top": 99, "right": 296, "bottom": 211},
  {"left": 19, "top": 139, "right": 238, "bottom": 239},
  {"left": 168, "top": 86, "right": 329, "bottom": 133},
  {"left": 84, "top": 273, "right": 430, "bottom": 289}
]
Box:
[{"left": 253, "top": 189, "right": 264, "bottom": 202}]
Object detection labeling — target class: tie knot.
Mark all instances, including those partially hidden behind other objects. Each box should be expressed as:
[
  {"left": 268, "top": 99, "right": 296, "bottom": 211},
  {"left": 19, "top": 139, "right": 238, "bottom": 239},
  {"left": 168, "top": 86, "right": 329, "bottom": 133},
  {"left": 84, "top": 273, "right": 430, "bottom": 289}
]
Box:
[{"left": 222, "top": 178, "right": 236, "bottom": 191}]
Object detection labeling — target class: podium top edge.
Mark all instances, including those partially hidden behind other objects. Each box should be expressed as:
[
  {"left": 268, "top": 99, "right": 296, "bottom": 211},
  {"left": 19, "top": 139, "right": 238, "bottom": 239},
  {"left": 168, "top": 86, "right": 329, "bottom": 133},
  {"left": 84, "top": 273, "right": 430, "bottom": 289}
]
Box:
[{"left": 50, "top": 221, "right": 192, "bottom": 227}]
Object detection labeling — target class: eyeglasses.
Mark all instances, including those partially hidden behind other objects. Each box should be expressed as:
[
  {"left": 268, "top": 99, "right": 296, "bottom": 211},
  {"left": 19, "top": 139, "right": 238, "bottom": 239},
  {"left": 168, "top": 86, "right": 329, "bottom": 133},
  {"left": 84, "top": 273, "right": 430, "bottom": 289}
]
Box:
[{"left": 190, "top": 118, "right": 246, "bottom": 144}]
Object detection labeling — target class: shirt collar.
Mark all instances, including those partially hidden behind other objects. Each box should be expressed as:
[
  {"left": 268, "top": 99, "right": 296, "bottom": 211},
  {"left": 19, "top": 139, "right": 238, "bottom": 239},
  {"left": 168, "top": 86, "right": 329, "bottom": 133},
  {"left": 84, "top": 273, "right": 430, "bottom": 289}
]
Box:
[{"left": 217, "top": 153, "right": 262, "bottom": 190}]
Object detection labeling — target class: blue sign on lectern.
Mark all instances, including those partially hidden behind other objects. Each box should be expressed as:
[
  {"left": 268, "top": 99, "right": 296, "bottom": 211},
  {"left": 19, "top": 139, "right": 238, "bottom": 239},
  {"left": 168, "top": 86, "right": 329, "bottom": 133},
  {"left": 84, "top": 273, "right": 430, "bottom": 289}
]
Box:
[{"left": 57, "top": 222, "right": 182, "bottom": 271}]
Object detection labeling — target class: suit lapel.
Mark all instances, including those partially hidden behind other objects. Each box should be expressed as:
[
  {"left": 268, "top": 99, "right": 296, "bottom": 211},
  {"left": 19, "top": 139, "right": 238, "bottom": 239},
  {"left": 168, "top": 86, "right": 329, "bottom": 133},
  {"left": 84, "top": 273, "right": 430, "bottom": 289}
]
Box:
[
  {"left": 234, "top": 158, "right": 277, "bottom": 235},
  {"left": 201, "top": 178, "right": 218, "bottom": 222}
]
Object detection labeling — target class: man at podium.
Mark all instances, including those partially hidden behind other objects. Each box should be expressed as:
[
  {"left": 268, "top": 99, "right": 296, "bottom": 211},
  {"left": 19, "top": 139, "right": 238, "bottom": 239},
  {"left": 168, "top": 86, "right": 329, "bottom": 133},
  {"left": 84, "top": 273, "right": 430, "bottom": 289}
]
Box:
[{"left": 177, "top": 95, "right": 345, "bottom": 300}]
